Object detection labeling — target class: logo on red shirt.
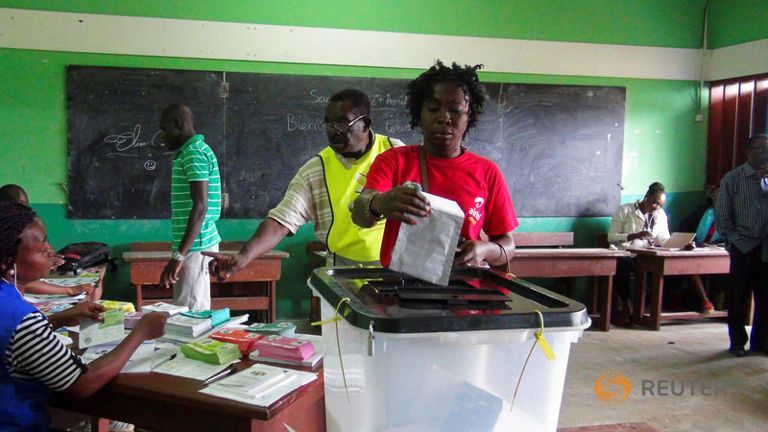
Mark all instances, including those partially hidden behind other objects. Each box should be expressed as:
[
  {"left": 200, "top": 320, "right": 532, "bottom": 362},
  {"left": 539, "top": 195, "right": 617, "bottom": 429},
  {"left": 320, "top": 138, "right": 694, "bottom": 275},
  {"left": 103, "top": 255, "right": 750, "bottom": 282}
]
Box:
[{"left": 468, "top": 197, "right": 484, "bottom": 225}]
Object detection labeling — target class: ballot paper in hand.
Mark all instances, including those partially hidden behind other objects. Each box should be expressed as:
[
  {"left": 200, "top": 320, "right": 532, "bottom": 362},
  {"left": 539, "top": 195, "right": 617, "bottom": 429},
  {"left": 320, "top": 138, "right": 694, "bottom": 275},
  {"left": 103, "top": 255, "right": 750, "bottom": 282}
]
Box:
[{"left": 390, "top": 192, "right": 464, "bottom": 286}]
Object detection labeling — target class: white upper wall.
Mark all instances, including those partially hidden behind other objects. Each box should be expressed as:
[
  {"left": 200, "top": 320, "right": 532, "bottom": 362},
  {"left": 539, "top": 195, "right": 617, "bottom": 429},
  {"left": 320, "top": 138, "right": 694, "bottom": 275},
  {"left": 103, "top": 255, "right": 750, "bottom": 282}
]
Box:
[{"left": 0, "top": 8, "right": 764, "bottom": 81}]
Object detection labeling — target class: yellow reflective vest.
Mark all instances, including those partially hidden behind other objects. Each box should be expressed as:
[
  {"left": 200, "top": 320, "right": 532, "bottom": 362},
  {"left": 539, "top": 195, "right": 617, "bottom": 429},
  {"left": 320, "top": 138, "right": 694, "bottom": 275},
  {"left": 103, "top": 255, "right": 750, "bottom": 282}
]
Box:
[{"left": 318, "top": 134, "right": 395, "bottom": 262}]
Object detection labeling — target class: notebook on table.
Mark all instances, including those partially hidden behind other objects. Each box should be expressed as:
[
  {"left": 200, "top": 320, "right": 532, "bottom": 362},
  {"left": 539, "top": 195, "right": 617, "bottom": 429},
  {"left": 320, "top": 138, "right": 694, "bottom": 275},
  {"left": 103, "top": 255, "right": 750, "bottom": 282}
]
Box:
[{"left": 653, "top": 232, "right": 696, "bottom": 251}]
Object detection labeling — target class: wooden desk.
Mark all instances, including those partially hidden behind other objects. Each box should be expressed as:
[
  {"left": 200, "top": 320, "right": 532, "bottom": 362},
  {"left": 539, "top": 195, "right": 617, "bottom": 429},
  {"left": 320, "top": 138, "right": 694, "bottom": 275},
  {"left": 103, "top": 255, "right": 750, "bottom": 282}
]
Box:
[
  {"left": 507, "top": 248, "right": 630, "bottom": 332},
  {"left": 49, "top": 361, "right": 325, "bottom": 432},
  {"left": 628, "top": 247, "right": 730, "bottom": 330},
  {"left": 122, "top": 245, "right": 288, "bottom": 322}
]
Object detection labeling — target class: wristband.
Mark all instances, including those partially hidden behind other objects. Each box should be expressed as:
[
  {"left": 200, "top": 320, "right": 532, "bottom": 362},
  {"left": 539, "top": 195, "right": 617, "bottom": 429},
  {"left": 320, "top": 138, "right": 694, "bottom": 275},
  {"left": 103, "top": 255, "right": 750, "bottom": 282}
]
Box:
[
  {"left": 171, "top": 250, "right": 185, "bottom": 261},
  {"left": 365, "top": 192, "right": 385, "bottom": 221}
]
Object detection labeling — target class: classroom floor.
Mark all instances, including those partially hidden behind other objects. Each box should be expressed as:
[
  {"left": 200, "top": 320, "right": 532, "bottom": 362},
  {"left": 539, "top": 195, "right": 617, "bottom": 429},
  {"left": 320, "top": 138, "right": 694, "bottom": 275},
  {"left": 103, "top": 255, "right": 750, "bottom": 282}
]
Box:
[{"left": 558, "top": 320, "right": 768, "bottom": 432}]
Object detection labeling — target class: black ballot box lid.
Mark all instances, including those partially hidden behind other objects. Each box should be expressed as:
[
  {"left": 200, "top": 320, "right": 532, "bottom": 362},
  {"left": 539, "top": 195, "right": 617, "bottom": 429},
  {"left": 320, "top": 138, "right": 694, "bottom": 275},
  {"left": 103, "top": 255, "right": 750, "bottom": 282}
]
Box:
[{"left": 309, "top": 267, "right": 588, "bottom": 334}]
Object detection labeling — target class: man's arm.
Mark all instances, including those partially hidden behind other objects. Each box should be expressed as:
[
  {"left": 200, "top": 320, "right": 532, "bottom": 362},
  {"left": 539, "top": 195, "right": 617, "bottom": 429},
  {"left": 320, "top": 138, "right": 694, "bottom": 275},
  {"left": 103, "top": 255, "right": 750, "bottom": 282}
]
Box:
[
  {"left": 205, "top": 218, "right": 290, "bottom": 280},
  {"left": 205, "top": 164, "right": 314, "bottom": 280},
  {"left": 160, "top": 180, "right": 208, "bottom": 288},
  {"left": 714, "top": 176, "right": 737, "bottom": 244}
]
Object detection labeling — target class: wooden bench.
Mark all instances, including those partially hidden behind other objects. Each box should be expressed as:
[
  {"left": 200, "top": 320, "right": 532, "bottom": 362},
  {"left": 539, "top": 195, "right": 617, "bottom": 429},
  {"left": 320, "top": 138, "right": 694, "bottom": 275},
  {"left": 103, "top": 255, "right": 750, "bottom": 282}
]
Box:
[{"left": 513, "top": 231, "right": 574, "bottom": 248}]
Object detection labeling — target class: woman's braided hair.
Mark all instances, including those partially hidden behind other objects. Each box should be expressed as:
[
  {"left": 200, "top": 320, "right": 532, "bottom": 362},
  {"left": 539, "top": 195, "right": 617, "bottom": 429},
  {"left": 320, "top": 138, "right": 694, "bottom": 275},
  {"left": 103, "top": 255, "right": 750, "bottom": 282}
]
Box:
[
  {"left": 0, "top": 201, "right": 37, "bottom": 274},
  {"left": 406, "top": 60, "right": 486, "bottom": 139}
]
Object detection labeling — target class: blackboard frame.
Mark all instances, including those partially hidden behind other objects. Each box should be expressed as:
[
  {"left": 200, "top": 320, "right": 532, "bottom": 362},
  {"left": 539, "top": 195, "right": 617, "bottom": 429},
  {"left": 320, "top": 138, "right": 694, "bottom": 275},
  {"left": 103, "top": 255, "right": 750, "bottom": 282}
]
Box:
[{"left": 66, "top": 65, "right": 625, "bottom": 219}]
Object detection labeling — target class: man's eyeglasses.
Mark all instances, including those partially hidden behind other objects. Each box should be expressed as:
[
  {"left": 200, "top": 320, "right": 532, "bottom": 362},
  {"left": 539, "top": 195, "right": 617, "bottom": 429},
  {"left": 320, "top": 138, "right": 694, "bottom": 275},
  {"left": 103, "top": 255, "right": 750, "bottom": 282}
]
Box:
[{"left": 323, "top": 114, "right": 365, "bottom": 134}]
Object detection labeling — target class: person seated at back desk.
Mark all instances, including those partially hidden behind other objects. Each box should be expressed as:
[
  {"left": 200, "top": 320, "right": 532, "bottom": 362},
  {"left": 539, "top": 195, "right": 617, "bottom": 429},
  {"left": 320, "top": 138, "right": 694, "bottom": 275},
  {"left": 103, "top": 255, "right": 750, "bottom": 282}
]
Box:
[
  {"left": 608, "top": 182, "right": 714, "bottom": 326},
  {"left": 204, "top": 89, "right": 404, "bottom": 279},
  {"left": 351, "top": 61, "right": 518, "bottom": 268},
  {"left": 0, "top": 184, "right": 95, "bottom": 298}
]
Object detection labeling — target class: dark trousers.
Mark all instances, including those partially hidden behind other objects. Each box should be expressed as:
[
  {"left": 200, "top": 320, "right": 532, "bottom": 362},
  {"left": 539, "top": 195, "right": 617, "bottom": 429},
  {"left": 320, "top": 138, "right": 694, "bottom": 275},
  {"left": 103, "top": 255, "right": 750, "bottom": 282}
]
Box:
[
  {"left": 727, "top": 246, "right": 768, "bottom": 350},
  {"left": 614, "top": 256, "right": 636, "bottom": 303}
]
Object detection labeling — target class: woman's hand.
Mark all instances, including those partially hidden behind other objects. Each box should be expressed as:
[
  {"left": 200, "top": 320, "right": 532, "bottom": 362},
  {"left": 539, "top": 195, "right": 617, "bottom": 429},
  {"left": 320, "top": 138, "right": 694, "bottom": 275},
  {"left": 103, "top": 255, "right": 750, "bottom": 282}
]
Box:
[
  {"left": 49, "top": 301, "right": 106, "bottom": 328},
  {"left": 370, "top": 185, "right": 431, "bottom": 225},
  {"left": 66, "top": 284, "right": 94, "bottom": 297},
  {"left": 133, "top": 312, "right": 167, "bottom": 340},
  {"left": 454, "top": 240, "right": 496, "bottom": 267}
]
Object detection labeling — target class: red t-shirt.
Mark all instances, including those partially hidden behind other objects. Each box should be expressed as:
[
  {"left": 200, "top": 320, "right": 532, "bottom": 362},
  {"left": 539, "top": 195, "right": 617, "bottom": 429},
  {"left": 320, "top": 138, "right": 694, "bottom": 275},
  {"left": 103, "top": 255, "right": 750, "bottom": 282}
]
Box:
[{"left": 365, "top": 145, "right": 519, "bottom": 267}]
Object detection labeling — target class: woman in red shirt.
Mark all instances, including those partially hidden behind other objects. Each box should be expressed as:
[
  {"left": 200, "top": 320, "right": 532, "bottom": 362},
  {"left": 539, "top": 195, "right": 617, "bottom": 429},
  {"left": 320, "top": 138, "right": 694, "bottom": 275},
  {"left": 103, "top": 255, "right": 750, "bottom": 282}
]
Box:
[{"left": 352, "top": 61, "right": 518, "bottom": 268}]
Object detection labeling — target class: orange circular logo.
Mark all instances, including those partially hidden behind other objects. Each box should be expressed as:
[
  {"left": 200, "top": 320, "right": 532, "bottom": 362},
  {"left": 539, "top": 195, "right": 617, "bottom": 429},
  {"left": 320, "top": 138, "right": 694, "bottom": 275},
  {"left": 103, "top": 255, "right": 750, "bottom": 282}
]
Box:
[{"left": 595, "top": 371, "right": 631, "bottom": 403}]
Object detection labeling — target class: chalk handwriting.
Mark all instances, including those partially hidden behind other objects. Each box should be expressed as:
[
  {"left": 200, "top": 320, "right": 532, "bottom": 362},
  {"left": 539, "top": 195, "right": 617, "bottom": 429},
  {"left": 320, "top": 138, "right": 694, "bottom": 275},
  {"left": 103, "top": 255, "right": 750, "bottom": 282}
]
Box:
[
  {"left": 103, "top": 124, "right": 163, "bottom": 152},
  {"left": 287, "top": 113, "right": 323, "bottom": 132},
  {"left": 103, "top": 124, "right": 165, "bottom": 171}
]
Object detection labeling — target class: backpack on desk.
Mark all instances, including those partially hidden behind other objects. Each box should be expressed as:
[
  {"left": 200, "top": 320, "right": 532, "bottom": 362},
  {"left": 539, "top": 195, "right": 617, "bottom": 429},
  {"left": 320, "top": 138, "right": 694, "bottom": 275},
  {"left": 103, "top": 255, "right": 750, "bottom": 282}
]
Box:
[{"left": 56, "top": 242, "right": 116, "bottom": 274}]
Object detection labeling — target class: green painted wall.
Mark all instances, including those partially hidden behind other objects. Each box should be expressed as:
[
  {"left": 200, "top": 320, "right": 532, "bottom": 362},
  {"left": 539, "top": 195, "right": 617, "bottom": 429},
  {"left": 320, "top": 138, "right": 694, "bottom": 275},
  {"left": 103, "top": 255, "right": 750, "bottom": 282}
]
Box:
[
  {"left": 2, "top": 0, "right": 706, "bottom": 48},
  {"left": 708, "top": 0, "right": 768, "bottom": 48},
  {"left": 0, "top": 1, "right": 710, "bottom": 318}
]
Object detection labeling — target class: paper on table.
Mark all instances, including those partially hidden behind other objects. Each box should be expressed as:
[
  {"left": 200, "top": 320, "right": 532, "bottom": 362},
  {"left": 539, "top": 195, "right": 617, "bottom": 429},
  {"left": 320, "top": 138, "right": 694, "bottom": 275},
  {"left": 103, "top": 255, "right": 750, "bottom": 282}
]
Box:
[
  {"left": 390, "top": 191, "right": 464, "bottom": 286},
  {"left": 40, "top": 275, "right": 100, "bottom": 288},
  {"left": 82, "top": 340, "right": 156, "bottom": 373},
  {"left": 200, "top": 364, "right": 317, "bottom": 407},
  {"left": 153, "top": 355, "right": 239, "bottom": 380},
  {"left": 24, "top": 292, "right": 86, "bottom": 304},
  {"left": 78, "top": 310, "right": 125, "bottom": 349},
  {"left": 160, "top": 314, "right": 249, "bottom": 343}
]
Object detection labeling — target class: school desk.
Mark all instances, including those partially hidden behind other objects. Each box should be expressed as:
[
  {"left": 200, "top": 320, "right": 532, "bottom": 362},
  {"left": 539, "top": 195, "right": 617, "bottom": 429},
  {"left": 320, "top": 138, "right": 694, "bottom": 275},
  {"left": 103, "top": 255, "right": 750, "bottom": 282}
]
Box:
[
  {"left": 628, "top": 247, "right": 731, "bottom": 330},
  {"left": 506, "top": 248, "right": 631, "bottom": 332},
  {"left": 122, "top": 242, "right": 288, "bottom": 322},
  {"left": 49, "top": 360, "right": 325, "bottom": 432}
]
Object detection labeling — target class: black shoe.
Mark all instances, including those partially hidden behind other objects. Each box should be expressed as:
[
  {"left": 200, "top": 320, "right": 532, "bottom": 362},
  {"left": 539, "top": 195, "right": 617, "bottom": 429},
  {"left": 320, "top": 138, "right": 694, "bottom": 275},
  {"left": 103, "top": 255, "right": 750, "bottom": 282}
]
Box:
[
  {"left": 748, "top": 346, "right": 768, "bottom": 356},
  {"left": 729, "top": 346, "right": 747, "bottom": 357}
]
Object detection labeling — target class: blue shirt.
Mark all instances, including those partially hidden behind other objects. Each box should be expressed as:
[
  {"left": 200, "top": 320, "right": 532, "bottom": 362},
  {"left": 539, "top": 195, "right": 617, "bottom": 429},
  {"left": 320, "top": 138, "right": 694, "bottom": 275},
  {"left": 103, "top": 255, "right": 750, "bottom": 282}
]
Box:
[
  {"left": 715, "top": 162, "right": 768, "bottom": 260},
  {"left": 0, "top": 281, "right": 51, "bottom": 431}
]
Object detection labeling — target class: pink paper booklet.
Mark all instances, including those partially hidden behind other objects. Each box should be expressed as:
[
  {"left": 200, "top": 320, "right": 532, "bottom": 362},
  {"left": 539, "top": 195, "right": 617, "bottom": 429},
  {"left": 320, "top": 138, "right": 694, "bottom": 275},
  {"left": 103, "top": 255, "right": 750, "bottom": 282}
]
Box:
[{"left": 252, "top": 335, "right": 315, "bottom": 362}]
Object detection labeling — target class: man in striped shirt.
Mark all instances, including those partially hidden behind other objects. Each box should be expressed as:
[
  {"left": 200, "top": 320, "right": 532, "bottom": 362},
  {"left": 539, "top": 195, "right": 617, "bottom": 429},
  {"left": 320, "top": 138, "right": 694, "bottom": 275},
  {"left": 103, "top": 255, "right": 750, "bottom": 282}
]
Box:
[
  {"left": 715, "top": 134, "right": 768, "bottom": 357},
  {"left": 159, "top": 103, "right": 222, "bottom": 311}
]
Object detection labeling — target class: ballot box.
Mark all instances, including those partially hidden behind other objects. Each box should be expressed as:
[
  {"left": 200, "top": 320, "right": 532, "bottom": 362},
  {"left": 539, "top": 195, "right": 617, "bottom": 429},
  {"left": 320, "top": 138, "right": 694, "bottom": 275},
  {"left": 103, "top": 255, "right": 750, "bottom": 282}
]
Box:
[{"left": 308, "top": 267, "right": 590, "bottom": 432}]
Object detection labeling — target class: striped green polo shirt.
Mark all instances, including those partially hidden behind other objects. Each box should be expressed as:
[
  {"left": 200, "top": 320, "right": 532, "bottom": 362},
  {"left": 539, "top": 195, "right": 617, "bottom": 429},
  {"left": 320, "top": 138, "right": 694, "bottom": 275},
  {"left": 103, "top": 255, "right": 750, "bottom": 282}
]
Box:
[{"left": 171, "top": 134, "right": 221, "bottom": 252}]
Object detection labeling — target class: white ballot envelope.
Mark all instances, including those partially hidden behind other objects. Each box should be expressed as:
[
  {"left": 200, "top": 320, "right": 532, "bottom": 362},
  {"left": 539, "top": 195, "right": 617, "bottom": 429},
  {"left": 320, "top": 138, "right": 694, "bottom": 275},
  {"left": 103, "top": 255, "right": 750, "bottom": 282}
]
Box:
[{"left": 390, "top": 192, "right": 464, "bottom": 286}]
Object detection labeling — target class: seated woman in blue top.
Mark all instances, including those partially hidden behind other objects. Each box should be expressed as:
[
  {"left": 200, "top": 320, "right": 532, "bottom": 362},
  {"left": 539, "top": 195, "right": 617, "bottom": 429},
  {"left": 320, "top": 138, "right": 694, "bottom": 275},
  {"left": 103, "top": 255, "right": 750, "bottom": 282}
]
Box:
[
  {"left": 0, "top": 202, "right": 167, "bottom": 431},
  {"left": 694, "top": 187, "right": 723, "bottom": 245}
]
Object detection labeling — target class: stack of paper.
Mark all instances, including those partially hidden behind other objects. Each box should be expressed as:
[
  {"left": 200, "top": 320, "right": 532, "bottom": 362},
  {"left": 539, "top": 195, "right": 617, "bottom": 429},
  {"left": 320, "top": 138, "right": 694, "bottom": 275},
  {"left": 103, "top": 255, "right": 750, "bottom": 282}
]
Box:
[
  {"left": 124, "top": 311, "right": 143, "bottom": 329},
  {"left": 249, "top": 333, "right": 323, "bottom": 368},
  {"left": 166, "top": 315, "right": 214, "bottom": 338},
  {"left": 41, "top": 274, "right": 100, "bottom": 288},
  {"left": 390, "top": 191, "right": 464, "bottom": 286},
  {"left": 212, "top": 364, "right": 294, "bottom": 395},
  {"left": 34, "top": 302, "right": 71, "bottom": 316},
  {"left": 97, "top": 300, "right": 136, "bottom": 313},
  {"left": 246, "top": 322, "right": 296, "bottom": 337},
  {"left": 251, "top": 335, "right": 316, "bottom": 362},
  {"left": 141, "top": 302, "right": 188, "bottom": 317},
  {"left": 24, "top": 292, "right": 86, "bottom": 305},
  {"left": 200, "top": 364, "right": 317, "bottom": 407},
  {"left": 209, "top": 328, "right": 263, "bottom": 355},
  {"left": 166, "top": 308, "right": 231, "bottom": 338},
  {"left": 181, "top": 308, "right": 230, "bottom": 327},
  {"left": 79, "top": 309, "right": 125, "bottom": 349},
  {"left": 180, "top": 339, "right": 242, "bottom": 365}
]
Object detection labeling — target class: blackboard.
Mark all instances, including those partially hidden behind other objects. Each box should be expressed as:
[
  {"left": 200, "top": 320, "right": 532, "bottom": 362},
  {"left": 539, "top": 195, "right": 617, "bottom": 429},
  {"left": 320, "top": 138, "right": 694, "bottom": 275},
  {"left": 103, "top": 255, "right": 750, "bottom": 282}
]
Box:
[{"left": 66, "top": 66, "right": 624, "bottom": 219}]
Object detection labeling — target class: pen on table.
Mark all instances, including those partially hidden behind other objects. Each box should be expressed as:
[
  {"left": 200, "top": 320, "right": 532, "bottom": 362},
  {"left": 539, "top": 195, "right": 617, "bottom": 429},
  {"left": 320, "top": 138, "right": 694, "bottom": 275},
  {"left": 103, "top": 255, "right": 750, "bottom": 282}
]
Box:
[
  {"left": 203, "top": 361, "right": 240, "bottom": 385},
  {"left": 153, "top": 353, "right": 177, "bottom": 370}
]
